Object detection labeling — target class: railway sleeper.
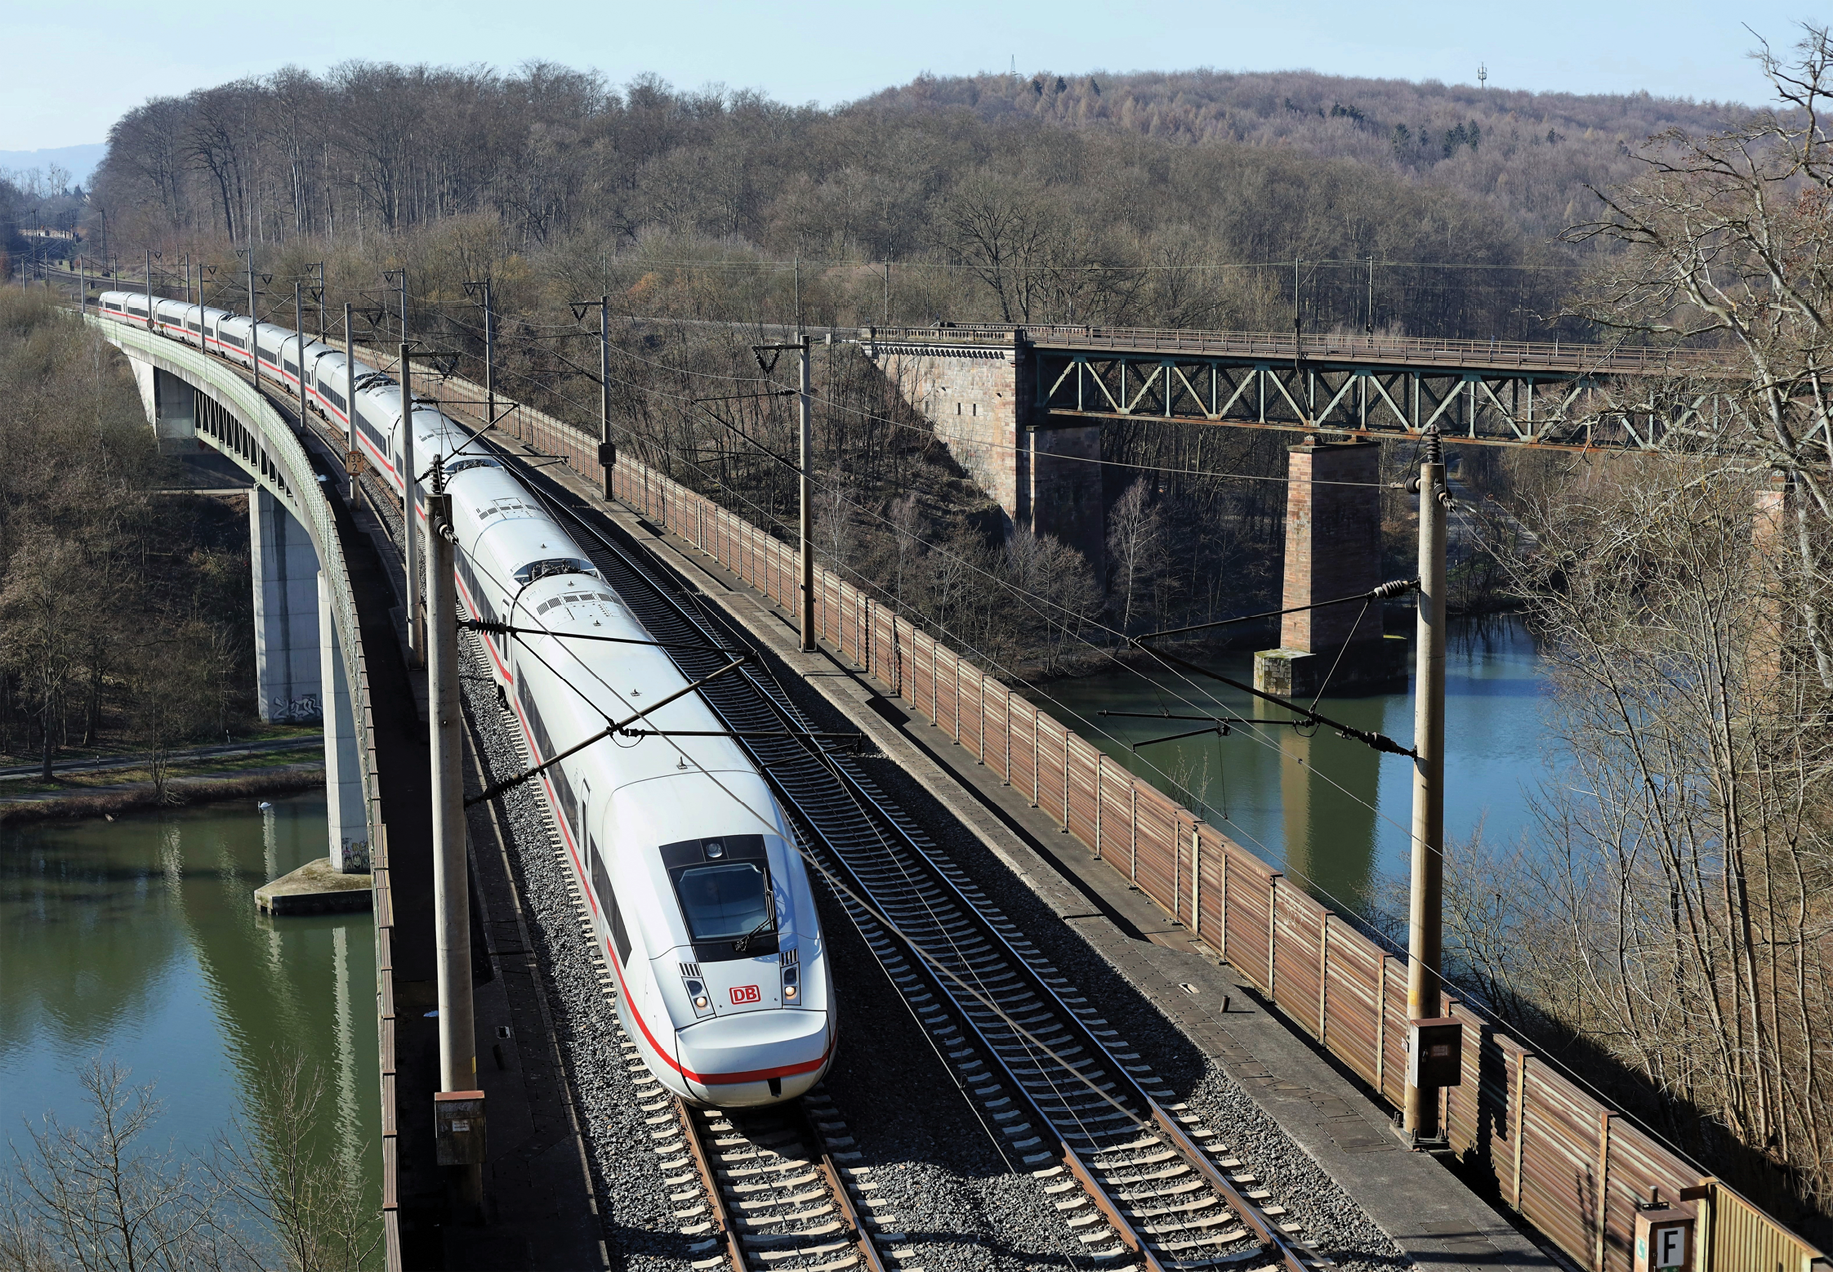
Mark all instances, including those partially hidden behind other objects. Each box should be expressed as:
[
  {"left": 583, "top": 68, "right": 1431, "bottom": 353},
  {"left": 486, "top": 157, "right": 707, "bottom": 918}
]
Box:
[
  {"left": 735, "top": 1188, "right": 829, "bottom": 1210},
  {"left": 1124, "top": 1195, "right": 1223, "bottom": 1221},
  {"left": 745, "top": 1236, "right": 852, "bottom": 1259},
  {"left": 729, "top": 1171, "right": 821, "bottom": 1193}
]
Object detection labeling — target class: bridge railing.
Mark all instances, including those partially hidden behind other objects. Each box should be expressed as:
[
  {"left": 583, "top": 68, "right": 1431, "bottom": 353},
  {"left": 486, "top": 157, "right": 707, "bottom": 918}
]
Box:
[
  {"left": 88, "top": 317, "right": 403, "bottom": 1272},
  {"left": 862, "top": 322, "right": 1727, "bottom": 375},
  {"left": 437, "top": 364, "right": 1820, "bottom": 1272}
]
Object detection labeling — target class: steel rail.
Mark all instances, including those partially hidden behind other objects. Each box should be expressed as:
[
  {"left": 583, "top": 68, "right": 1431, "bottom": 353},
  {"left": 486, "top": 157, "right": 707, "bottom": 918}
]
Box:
[
  {"left": 677, "top": 1095, "right": 889, "bottom": 1272},
  {"left": 676, "top": 1101, "right": 751, "bottom": 1270},
  {"left": 792, "top": 1100, "right": 891, "bottom": 1272}
]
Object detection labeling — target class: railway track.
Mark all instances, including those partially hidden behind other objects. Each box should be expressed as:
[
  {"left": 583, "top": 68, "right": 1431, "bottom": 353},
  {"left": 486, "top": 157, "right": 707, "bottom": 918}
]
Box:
[
  {"left": 531, "top": 790, "right": 900, "bottom": 1272},
  {"left": 483, "top": 443, "right": 1341, "bottom": 1272}
]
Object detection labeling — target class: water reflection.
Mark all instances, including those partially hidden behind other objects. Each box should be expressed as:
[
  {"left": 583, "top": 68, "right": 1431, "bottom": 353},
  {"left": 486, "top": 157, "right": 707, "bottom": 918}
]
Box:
[
  {"left": 1043, "top": 615, "right": 1552, "bottom": 919},
  {"left": 0, "top": 793, "right": 378, "bottom": 1209}
]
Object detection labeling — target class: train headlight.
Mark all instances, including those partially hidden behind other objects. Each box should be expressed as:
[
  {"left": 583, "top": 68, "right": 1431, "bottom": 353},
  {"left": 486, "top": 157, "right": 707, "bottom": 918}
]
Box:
[
  {"left": 693, "top": 995, "right": 710, "bottom": 1010},
  {"left": 781, "top": 965, "right": 799, "bottom": 1003},
  {"left": 684, "top": 978, "right": 711, "bottom": 1012}
]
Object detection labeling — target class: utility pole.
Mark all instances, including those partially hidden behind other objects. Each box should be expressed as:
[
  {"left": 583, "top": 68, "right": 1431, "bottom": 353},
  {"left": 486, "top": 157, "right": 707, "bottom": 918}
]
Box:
[
  {"left": 465, "top": 279, "right": 496, "bottom": 436},
  {"left": 1291, "top": 256, "right": 1301, "bottom": 351},
  {"left": 401, "top": 339, "right": 423, "bottom": 667},
  {"left": 247, "top": 245, "right": 258, "bottom": 356},
  {"left": 426, "top": 460, "right": 484, "bottom": 1211},
  {"left": 294, "top": 282, "right": 307, "bottom": 431},
  {"left": 308, "top": 262, "right": 325, "bottom": 340},
  {"left": 344, "top": 303, "right": 358, "bottom": 501},
  {"left": 569, "top": 295, "right": 616, "bottom": 498},
  {"left": 1404, "top": 425, "right": 1449, "bottom": 1140},
  {"left": 144, "top": 249, "right": 154, "bottom": 333},
  {"left": 78, "top": 255, "right": 85, "bottom": 317},
  {"left": 1366, "top": 256, "right": 1376, "bottom": 338},
  {"left": 798, "top": 336, "right": 815, "bottom": 651},
  {"left": 884, "top": 258, "right": 892, "bottom": 325}
]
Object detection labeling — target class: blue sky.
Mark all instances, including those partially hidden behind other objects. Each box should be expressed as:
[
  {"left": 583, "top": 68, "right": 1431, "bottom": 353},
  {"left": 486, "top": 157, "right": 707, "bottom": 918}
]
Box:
[{"left": 11, "top": 0, "right": 1816, "bottom": 152}]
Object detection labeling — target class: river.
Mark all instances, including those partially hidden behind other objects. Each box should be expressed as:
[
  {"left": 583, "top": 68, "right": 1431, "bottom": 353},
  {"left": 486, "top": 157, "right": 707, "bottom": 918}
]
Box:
[
  {"left": 0, "top": 791, "right": 378, "bottom": 1221},
  {"left": 1043, "top": 615, "right": 1553, "bottom": 921}
]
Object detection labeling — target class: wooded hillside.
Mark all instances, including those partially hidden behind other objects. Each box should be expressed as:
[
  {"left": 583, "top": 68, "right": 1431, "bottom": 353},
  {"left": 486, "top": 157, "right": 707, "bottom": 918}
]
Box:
[
  {"left": 84, "top": 63, "right": 1665, "bottom": 340},
  {"left": 863, "top": 68, "right": 1743, "bottom": 239}
]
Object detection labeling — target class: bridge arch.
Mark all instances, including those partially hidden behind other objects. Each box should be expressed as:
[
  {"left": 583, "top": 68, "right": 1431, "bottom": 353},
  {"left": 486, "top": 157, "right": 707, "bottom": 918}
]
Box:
[{"left": 91, "top": 316, "right": 381, "bottom": 873}]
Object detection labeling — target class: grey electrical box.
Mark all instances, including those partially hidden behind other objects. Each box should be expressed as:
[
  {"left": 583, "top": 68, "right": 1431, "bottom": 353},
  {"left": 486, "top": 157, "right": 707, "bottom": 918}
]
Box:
[
  {"left": 1407, "top": 1018, "right": 1464, "bottom": 1088},
  {"left": 434, "top": 1090, "right": 486, "bottom": 1166}
]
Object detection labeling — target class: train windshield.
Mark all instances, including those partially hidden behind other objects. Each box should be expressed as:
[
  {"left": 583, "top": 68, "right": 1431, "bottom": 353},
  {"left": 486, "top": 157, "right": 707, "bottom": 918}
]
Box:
[{"left": 673, "top": 863, "right": 771, "bottom": 944}]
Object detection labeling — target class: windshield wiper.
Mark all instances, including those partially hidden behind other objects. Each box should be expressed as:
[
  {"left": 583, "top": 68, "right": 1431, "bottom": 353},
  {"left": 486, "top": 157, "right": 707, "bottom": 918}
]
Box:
[{"left": 732, "top": 893, "right": 777, "bottom": 953}]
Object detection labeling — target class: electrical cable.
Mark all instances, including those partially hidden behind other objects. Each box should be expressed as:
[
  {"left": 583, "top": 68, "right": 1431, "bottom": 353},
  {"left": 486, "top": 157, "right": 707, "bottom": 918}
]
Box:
[{"left": 433, "top": 308, "right": 1401, "bottom": 489}]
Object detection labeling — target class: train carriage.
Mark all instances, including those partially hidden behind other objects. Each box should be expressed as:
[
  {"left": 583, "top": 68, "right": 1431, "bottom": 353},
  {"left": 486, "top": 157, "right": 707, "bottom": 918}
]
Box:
[{"left": 96, "top": 289, "right": 835, "bottom": 1107}]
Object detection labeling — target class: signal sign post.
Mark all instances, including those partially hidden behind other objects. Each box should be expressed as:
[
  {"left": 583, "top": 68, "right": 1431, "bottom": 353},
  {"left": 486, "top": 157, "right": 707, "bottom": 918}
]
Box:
[{"left": 1633, "top": 1207, "right": 1696, "bottom": 1272}]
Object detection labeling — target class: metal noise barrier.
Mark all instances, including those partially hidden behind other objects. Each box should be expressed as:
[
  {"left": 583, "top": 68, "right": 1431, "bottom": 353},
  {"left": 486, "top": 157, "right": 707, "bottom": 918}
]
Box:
[
  {"left": 425, "top": 362, "right": 1820, "bottom": 1272},
  {"left": 88, "top": 319, "right": 402, "bottom": 1272}
]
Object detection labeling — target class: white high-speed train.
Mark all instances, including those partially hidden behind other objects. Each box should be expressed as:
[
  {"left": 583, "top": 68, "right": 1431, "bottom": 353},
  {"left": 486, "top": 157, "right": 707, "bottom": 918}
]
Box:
[{"left": 97, "top": 290, "right": 834, "bottom": 1106}]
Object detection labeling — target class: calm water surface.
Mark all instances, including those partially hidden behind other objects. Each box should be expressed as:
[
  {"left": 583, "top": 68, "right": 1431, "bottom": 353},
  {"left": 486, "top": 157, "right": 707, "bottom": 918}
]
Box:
[
  {"left": 1044, "top": 615, "right": 1553, "bottom": 919},
  {"left": 0, "top": 792, "right": 378, "bottom": 1208}
]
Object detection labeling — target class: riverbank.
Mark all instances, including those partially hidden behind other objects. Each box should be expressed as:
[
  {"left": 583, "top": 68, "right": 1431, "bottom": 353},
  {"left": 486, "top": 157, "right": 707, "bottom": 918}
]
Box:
[{"left": 0, "top": 761, "right": 325, "bottom": 823}]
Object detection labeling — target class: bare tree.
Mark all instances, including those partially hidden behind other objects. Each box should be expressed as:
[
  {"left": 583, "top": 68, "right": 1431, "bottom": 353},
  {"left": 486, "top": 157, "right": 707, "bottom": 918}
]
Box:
[
  {"left": 1488, "top": 457, "right": 1833, "bottom": 1212},
  {"left": 1, "top": 1059, "right": 239, "bottom": 1272},
  {"left": 1105, "top": 478, "right": 1168, "bottom": 635},
  {"left": 0, "top": 532, "right": 94, "bottom": 780},
  {"left": 1563, "top": 22, "right": 1833, "bottom": 688},
  {"left": 207, "top": 1052, "right": 378, "bottom": 1272}
]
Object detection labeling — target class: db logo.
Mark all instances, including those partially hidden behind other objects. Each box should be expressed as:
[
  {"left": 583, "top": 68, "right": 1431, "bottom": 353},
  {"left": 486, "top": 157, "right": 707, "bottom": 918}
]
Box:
[{"left": 730, "top": 985, "right": 761, "bottom": 1005}]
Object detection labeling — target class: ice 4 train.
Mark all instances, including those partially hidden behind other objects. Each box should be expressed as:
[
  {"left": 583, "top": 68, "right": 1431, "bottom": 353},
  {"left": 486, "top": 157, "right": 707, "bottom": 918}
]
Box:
[{"left": 97, "top": 289, "right": 834, "bottom": 1106}]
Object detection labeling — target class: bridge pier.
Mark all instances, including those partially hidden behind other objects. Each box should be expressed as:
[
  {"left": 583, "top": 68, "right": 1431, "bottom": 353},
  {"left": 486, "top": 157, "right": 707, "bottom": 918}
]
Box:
[
  {"left": 128, "top": 359, "right": 197, "bottom": 447},
  {"left": 318, "top": 571, "right": 370, "bottom": 872},
  {"left": 1024, "top": 423, "right": 1106, "bottom": 573},
  {"left": 1254, "top": 439, "right": 1407, "bottom": 697},
  {"left": 251, "top": 488, "right": 324, "bottom": 724}
]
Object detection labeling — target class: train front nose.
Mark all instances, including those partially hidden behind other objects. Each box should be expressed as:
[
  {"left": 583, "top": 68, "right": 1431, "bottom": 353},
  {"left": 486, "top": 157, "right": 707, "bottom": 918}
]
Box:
[{"left": 677, "top": 1009, "right": 832, "bottom": 1107}]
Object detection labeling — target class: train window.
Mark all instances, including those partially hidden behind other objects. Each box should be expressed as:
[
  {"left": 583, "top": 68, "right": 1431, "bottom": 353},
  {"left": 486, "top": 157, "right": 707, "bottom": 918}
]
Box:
[
  {"left": 672, "top": 863, "right": 771, "bottom": 947},
  {"left": 445, "top": 458, "right": 499, "bottom": 475},
  {"left": 599, "top": 842, "right": 631, "bottom": 966},
  {"left": 589, "top": 836, "right": 613, "bottom": 924}
]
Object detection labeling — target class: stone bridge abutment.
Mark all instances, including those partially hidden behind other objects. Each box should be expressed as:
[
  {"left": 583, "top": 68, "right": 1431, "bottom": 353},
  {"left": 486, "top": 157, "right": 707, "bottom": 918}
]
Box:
[{"left": 864, "top": 330, "right": 1107, "bottom": 574}]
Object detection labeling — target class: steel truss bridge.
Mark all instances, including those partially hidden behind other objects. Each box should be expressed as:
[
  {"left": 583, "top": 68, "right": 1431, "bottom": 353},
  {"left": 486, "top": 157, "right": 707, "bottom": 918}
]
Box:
[{"left": 866, "top": 323, "right": 1742, "bottom": 452}]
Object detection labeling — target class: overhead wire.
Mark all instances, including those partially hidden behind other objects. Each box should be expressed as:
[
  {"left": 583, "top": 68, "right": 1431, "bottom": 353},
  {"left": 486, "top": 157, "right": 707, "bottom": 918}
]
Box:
[{"left": 428, "top": 306, "right": 1397, "bottom": 489}]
